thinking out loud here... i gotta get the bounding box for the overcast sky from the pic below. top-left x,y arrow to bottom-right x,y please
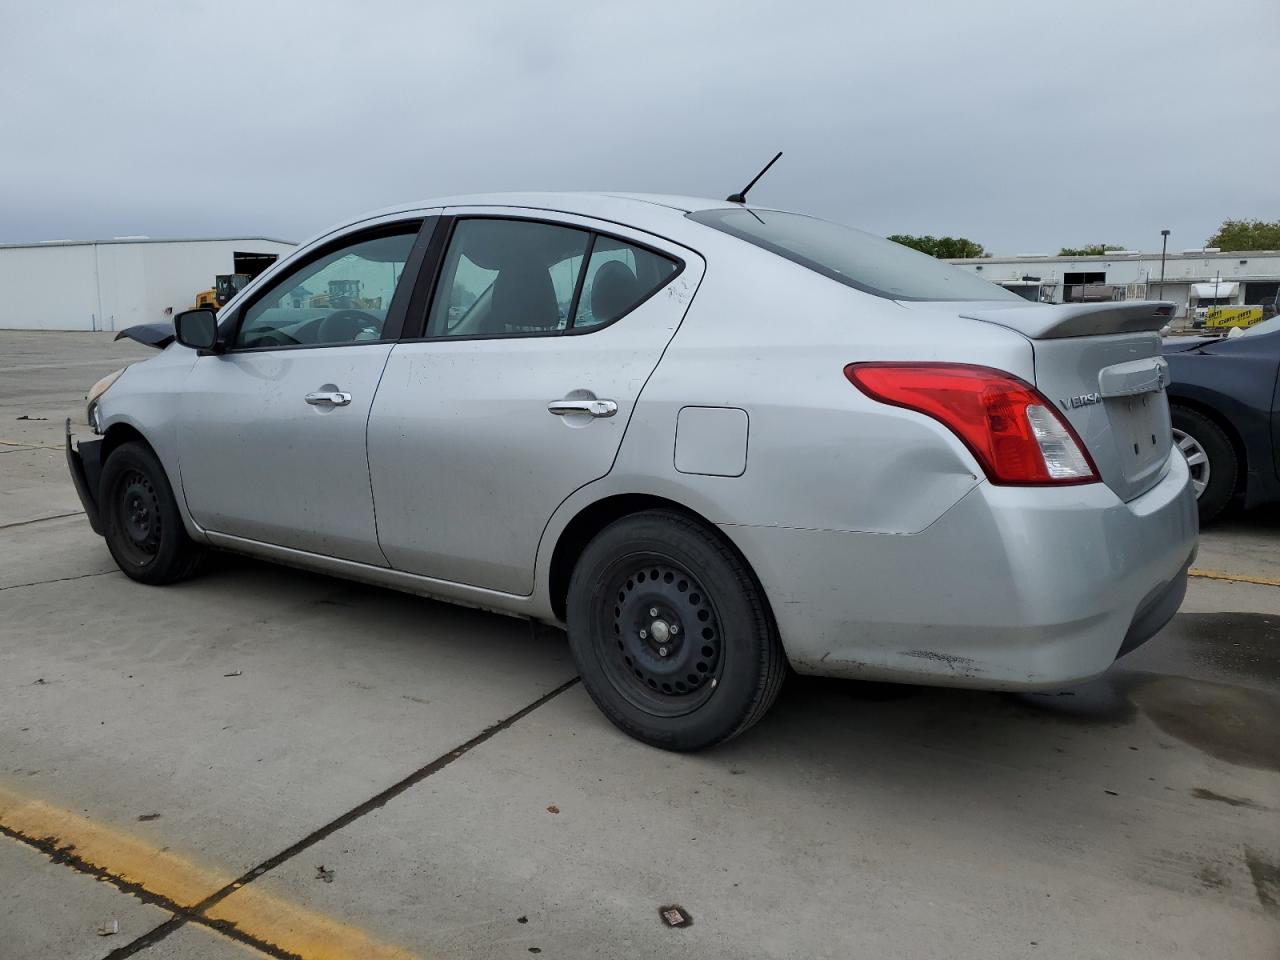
3,0 -> 1277,254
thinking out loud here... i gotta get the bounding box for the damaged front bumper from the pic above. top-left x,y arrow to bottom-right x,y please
65,417 -> 104,535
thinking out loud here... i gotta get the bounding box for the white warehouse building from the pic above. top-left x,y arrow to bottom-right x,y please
0,236 -> 296,331
948,247 -> 1280,326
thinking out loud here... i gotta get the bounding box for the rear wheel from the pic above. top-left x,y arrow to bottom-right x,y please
1170,405 -> 1236,524
566,510 -> 785,751
100,441 -> 204,584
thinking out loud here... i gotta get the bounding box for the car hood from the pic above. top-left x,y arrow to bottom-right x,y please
114,322 -> 175,349
1160,336 -> 1218,355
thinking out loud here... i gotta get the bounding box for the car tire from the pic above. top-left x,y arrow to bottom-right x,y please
100,440 -> 204,584
1170,406 -> 1236,525
566,510 -> 786,751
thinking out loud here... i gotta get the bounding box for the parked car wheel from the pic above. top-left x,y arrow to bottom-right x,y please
1170,406 -> 1237,524
100,441 -> 204,584
566,510 -> 786,751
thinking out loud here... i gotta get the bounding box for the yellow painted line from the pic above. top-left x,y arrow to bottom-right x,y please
0,786 -> 229,906
1189,568 -> 1280,588
0,783 -> 420,960
181,923 -> 275,957
207,888 -> 419,960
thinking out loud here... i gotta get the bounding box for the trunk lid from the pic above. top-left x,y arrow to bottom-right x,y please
961,301 -> 1176,502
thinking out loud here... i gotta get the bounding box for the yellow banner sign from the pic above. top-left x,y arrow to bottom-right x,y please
1204,305 -> 1264,329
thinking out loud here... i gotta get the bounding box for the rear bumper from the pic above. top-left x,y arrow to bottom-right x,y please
65,418 -> 104,535
723,450 -> 1198,689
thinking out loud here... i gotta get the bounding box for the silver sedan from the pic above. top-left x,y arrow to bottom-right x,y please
68,193 -> 1198,750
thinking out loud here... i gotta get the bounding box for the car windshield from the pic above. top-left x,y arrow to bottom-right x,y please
687,208 -> 1020,302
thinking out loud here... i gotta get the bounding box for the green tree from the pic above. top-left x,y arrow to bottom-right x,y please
887,234 -> 986,259
1206,219 -> 1280,251
1058,244 -> 1125,257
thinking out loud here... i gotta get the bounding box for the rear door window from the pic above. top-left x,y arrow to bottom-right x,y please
426,218 -> 682,338
427,219 -> 590,338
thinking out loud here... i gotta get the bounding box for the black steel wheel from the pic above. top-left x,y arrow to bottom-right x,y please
100,440 -> 204,585
567,510 -> 786,751
603,559 -> 724,716
111,468 -> 164,566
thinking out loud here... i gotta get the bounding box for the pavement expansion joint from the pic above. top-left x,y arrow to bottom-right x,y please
0,570 -> 120,591
0,676 -> 581,960
0,510 -> 85,531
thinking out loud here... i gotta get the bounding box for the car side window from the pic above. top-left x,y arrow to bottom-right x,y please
428,219 -> 591,338
572,236 -> 679,330
235,229 -> 418,350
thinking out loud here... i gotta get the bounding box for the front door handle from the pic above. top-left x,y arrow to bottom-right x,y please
305,391 -> 352,406
547,398 -> 618,418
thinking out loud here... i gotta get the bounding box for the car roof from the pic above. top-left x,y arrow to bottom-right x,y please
377,191 -> 729,217
313,193 -> 739,248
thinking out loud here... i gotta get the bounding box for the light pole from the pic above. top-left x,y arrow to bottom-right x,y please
1158,229 -> 1170,301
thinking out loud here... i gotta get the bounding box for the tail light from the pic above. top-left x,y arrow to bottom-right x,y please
844,363 -> 1099,486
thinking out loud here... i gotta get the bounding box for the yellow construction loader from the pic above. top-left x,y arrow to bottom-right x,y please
308,279 -> 382,311
193,274 -> 250,311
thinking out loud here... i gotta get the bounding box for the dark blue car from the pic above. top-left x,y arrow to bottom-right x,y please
1162,316 -> 1280,522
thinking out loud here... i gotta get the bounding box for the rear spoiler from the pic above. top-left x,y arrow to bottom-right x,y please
960,301 -> 1176,340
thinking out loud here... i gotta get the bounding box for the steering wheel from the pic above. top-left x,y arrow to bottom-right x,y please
318,309 -> 380,343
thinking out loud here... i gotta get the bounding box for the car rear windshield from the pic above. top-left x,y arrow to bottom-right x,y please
687,208 -> 1020,302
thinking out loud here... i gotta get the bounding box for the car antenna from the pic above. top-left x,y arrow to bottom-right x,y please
726,151 -> 782,204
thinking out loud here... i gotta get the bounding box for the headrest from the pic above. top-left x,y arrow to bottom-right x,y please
590,260 -> 641,324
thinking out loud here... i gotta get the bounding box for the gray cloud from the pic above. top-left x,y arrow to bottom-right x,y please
3,0 -> 1277,253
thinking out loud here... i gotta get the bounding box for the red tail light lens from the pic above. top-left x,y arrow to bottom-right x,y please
844,362 -> 1099,486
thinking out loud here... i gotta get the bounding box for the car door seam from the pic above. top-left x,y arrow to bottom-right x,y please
365,343 -> 399,567
527,256 -> 709,597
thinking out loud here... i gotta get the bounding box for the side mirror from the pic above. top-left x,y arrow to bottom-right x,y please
174,309 -> 221,352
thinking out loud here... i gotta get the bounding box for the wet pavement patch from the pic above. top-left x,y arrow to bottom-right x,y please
1191,787 -> 1268,811
1011,669 -> 1280,771
1245,847 -> 1280,913
1162,612 -> 1280,682
1131,676 -> 1280,772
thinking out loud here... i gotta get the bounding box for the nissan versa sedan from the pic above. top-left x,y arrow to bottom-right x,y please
67,193 -> 1198,750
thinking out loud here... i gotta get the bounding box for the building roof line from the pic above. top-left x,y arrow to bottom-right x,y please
0,236 -> 297,250
950,249 -> 1280,264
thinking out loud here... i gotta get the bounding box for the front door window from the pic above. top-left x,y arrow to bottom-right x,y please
236,230 -> 419,349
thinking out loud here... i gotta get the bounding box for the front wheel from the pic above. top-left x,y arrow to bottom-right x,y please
566,510 -> 786,751
100,441 -> 205,584
1170,406 -> 1237,525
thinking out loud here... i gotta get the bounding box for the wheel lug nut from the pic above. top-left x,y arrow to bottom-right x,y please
649,607 -> 658,617
639,629 -> 647,639
658,646 -> 668,657
670,625 -> 679,635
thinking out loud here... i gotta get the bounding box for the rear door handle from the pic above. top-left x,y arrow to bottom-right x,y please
305,391 -> 352,406
547,398 -> 617,418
